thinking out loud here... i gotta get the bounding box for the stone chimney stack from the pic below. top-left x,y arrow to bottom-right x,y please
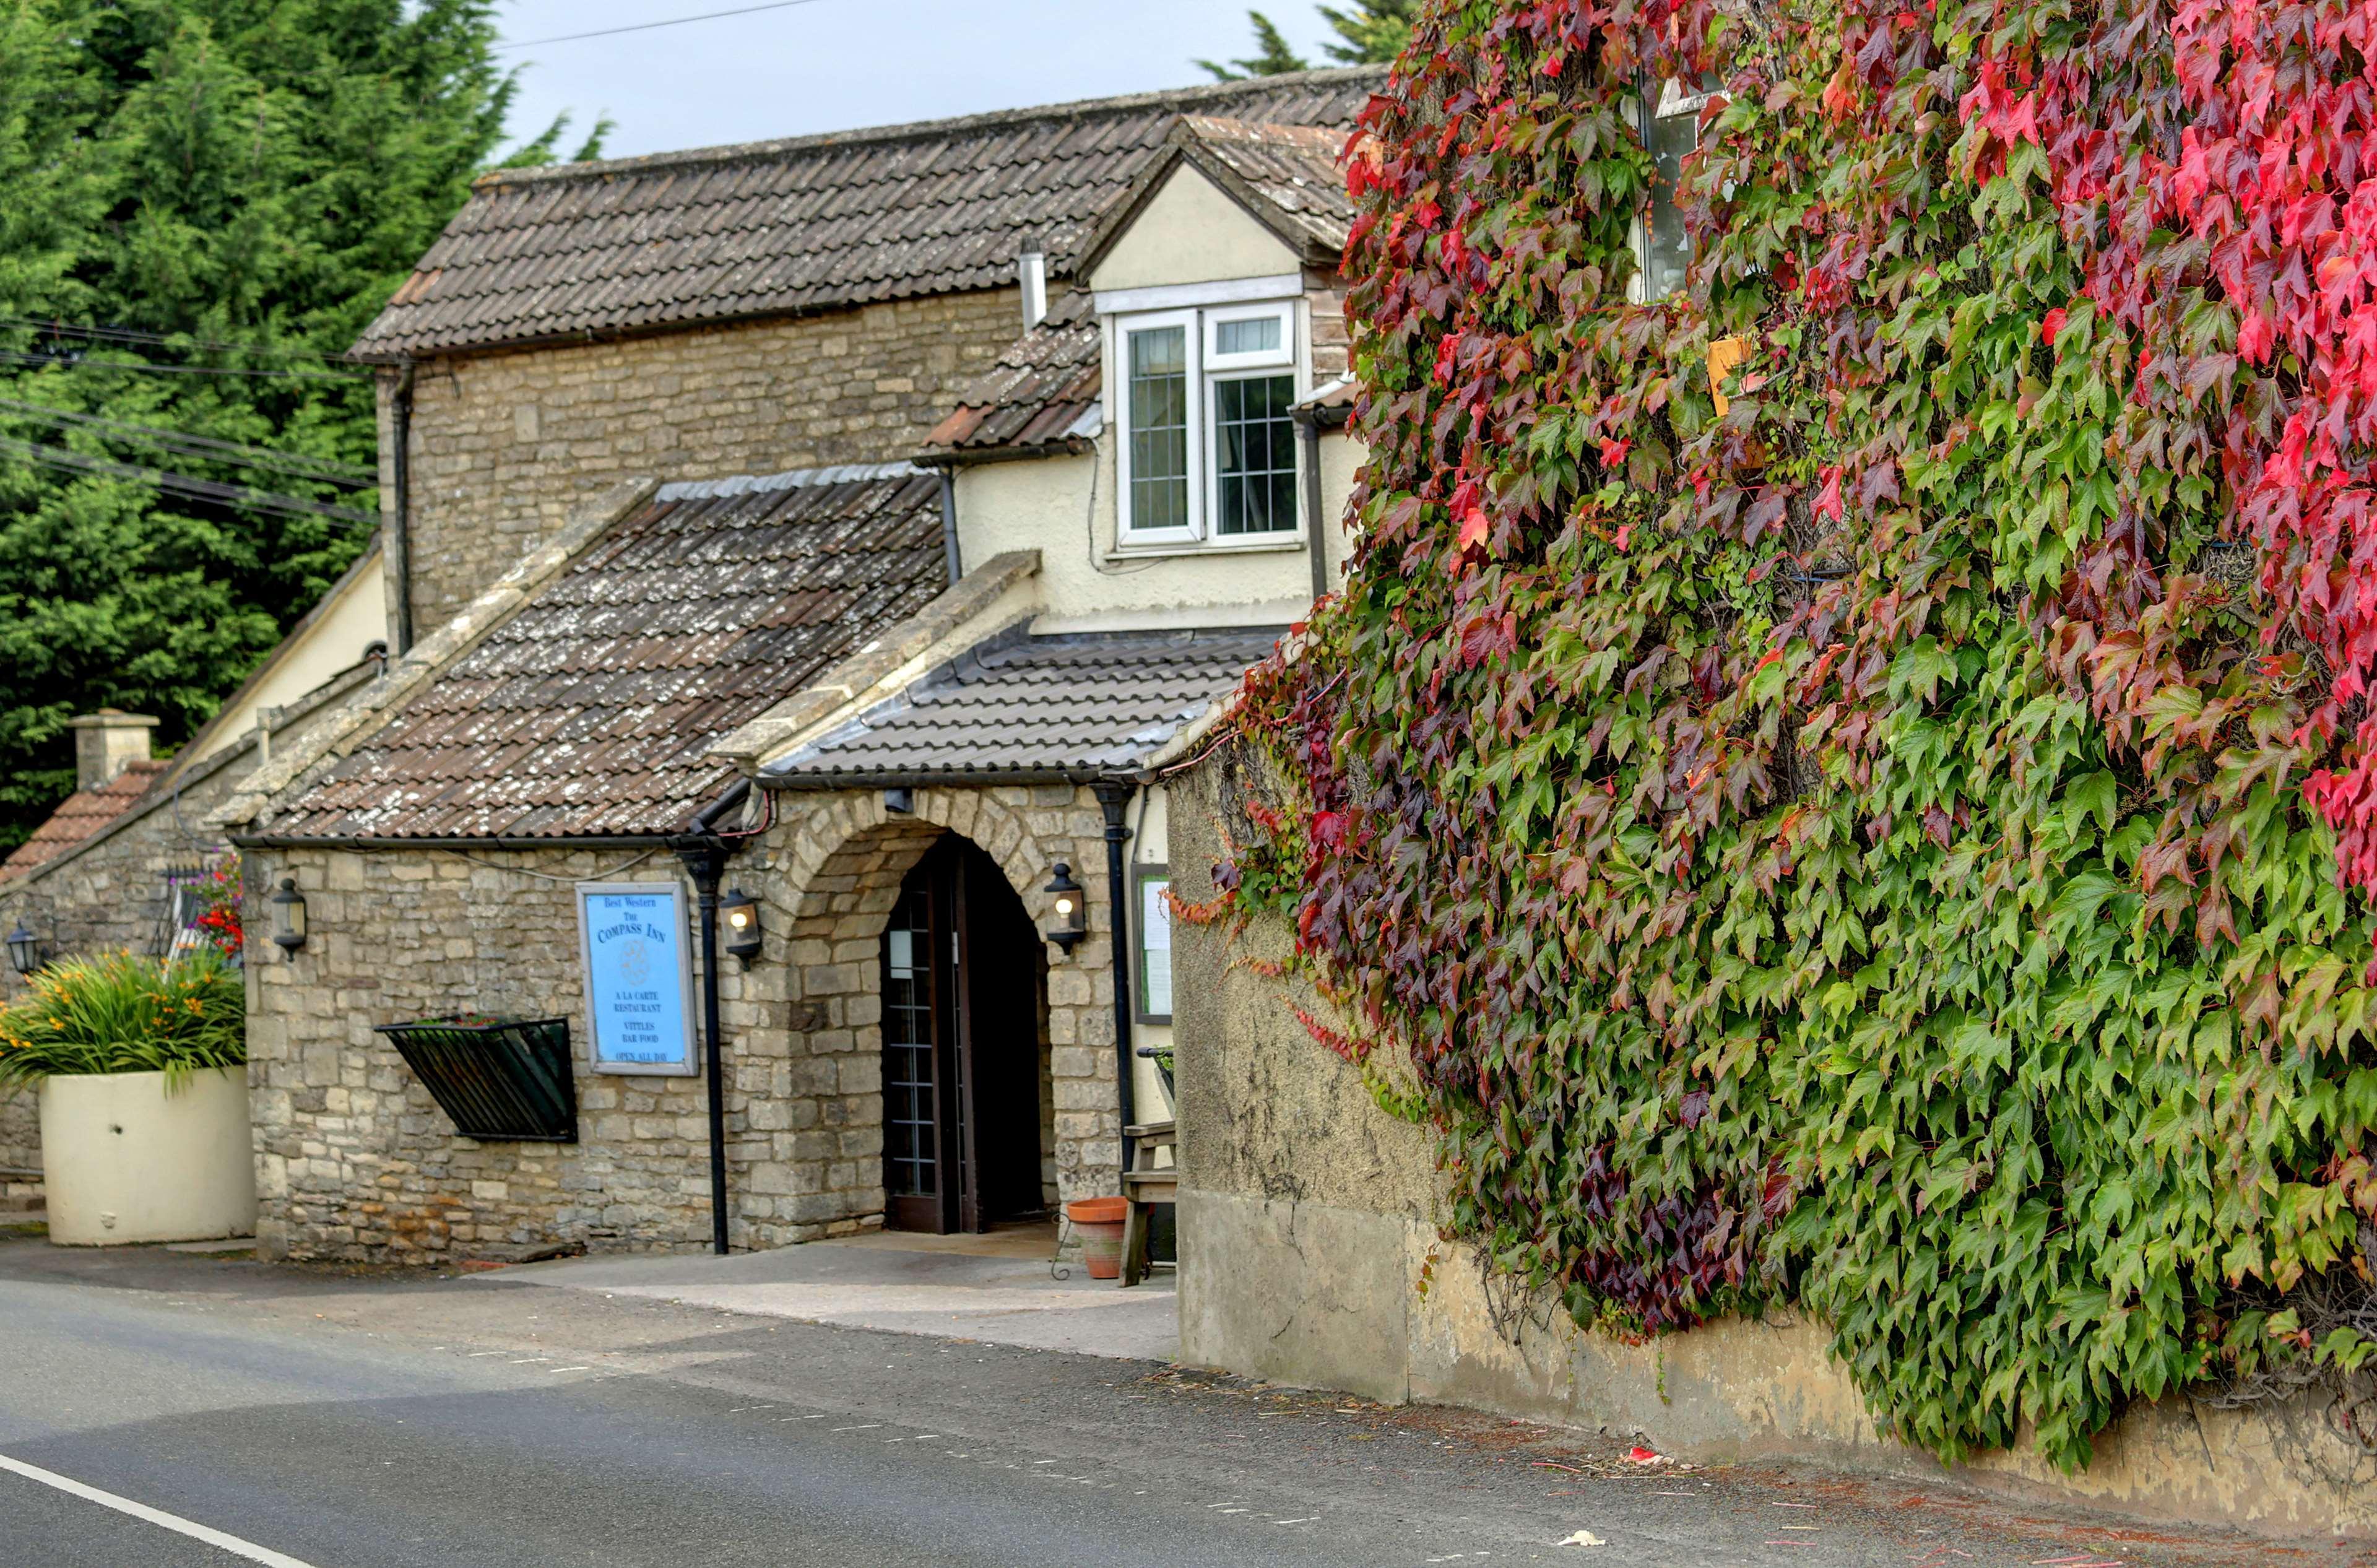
66,709 -> 158,792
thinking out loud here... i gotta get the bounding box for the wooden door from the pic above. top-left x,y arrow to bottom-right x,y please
880,839 -> 1044,1234
880,866 -> 954,1233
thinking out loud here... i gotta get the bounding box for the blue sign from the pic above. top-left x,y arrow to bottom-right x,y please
575,883 -> 696,1075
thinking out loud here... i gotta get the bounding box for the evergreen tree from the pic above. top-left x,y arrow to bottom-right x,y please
1195,12 -> 1310,80
1197,0 -> 1413,80
1315,0 -> 1413,64
0,1 -> 594,849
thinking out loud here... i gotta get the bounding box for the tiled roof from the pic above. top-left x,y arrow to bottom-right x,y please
925,115 -> 1362,463
921,291 -> 1102,459
266,466 -> 948,840
355,69 -> 1382,358
1,760 -> 168,880
764,628 -> 1284,785
1174,115 -> 1360,255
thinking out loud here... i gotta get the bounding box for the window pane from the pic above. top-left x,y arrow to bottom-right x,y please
1643,110 -> 1697,300
1212,374 -> 1297,535
1127,326 -> 1189,532
1215,315 -> 1281,356
1140,878 -> 1172,1016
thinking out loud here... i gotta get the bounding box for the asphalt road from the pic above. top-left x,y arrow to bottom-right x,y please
0,1236 -> 2360,1568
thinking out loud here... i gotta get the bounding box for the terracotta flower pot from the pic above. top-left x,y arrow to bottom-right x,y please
1065,1195 -> 1129,1280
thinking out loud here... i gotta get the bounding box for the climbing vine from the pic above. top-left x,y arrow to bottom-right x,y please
1209,0 -> 2377,1469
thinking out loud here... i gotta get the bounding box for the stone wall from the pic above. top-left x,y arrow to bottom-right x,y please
743,784 -> 1125,1231
0,1089 -> 34,1174
0,677 -> 363,1171
389,288 -> 1024,636
1168,745 -> 2377,1540
245,843 -> 730,1262
247,781 -> 1127,1262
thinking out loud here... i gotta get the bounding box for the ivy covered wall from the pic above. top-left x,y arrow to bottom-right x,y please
1213,0 -> 2377,1470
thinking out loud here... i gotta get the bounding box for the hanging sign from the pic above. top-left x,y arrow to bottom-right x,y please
574,881 -> 698,1076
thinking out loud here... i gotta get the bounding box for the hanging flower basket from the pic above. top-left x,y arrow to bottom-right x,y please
375,1015 -> 577,1142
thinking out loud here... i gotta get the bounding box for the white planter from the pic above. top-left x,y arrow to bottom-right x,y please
37,1067 -> 256,1245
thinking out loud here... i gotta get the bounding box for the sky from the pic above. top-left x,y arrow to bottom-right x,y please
493,0 -> 1351,162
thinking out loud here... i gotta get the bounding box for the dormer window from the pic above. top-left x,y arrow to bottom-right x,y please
1117,299 -> 1301,546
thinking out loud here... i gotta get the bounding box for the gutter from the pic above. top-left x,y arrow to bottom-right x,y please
228,832 -> 678,852
915,437 -> 1095,470
756,765 -> 1133,792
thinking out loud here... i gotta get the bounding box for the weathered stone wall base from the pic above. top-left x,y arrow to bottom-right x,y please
1180,1187 -> 2376,1538
0,1088 -> 36,1173
1169,749 -> 2376,1541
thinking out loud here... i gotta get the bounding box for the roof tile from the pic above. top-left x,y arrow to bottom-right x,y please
766,628 -> 1282,784
354,69 -> 1379,357
266,467 -> 947,841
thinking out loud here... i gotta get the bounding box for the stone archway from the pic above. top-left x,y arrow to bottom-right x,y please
751,787 -> 1107,1237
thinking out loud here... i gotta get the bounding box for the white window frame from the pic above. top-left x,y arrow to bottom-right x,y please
1116,308 -> 1203,546
1114,298 -> 1305,549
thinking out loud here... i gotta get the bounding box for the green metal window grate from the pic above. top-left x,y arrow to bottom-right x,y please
374,1015 -> 579,1142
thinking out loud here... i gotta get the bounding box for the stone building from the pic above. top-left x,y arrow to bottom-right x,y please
227,72 -> 1379,1262
0,543 -> 388,1171
358,70 -> 1380,648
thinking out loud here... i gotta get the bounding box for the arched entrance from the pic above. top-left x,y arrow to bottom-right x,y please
880,835 -> 1050,1232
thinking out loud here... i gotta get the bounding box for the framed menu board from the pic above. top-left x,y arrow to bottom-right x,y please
574,881 -> 697,1075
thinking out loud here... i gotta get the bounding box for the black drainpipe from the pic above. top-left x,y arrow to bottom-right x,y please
675,779 -> 751,1255
936,465 -> 962,586
1297,409 -> 1328,605
388,358 -> 418,654
1091,779 -> 1137,1175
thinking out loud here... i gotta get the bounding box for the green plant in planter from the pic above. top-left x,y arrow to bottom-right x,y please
0,948 -> 245,1093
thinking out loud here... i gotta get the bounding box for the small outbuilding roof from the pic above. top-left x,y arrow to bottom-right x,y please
354,69 -> 1380,358
763,626 -> 1283,787
0,759 -> 170,881
264,465 -> 949,841
920,292 -> 1102,461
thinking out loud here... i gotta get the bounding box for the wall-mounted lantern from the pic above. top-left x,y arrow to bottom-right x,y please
269,878 -> 308,956
5,922 -> 45,977
722,887 -> 763,968
1043,863 -> 1086,956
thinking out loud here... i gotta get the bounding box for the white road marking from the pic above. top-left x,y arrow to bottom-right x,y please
0,1451 -> 323,1568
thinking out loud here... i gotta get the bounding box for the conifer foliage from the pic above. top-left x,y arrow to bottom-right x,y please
0,1 -> 577,847
1215,0 -> 2377,1468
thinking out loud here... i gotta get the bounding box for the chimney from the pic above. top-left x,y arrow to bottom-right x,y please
1018,240 -> 1047,332
66,709 -> 158,792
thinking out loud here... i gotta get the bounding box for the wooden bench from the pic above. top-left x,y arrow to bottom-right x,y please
1119,1120 -> 1176,1288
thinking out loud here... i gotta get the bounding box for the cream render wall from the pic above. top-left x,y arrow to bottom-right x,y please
952,430 -> 1364,635
196,547 -> 388,768
1086,167 -> 1302,293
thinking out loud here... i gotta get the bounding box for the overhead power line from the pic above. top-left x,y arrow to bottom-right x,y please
0,318 -> 368,371
0,398 -> 375,488
0,349 -> 368,383
498,0 -> 831,50
0,436 -> 378,527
